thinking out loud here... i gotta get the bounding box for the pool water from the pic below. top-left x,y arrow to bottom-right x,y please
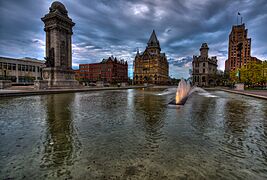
0,88 -> 266,179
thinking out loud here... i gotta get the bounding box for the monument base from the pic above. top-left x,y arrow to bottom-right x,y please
235,83 -> 244,91
34,67 -> 80,89
0,80 -> 12,89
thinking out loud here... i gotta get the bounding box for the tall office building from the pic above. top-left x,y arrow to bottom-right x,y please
225,23 -> 261,72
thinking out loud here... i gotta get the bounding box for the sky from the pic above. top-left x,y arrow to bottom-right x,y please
0,0 -> 266,79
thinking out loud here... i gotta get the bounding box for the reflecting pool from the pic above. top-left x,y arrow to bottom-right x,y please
0,88 -> 267,179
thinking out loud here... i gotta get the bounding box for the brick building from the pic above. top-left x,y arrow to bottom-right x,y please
133,30 -> 169,85
77,56 -> 128,84
192,43 -> 218,86
225,23 -> 261,72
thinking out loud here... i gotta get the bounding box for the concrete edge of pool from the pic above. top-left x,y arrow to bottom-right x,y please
205,88 -> 267,100
0,86 -> 266,100
0,85 -> 149,98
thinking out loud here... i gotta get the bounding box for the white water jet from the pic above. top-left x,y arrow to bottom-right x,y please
189,87 -> 217,97
189,87 -> 207,94
169,80 -> 216,105
157,87 -> 177,96
174,79 -> 191,105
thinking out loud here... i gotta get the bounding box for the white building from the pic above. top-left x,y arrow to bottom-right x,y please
0,57 -> 45,84
192,43 -> 218,86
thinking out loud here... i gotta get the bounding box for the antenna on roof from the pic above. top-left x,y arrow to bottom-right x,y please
237,12 -> 243,25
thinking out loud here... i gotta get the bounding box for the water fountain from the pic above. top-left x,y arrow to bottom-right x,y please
169,79 -> 192,105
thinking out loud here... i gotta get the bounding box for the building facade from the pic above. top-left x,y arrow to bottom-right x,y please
192,43 -> 218,86
225,23 -> 261,72
0,57 -> 45,84
78,56 -> 128,83
133,30 -> 169,85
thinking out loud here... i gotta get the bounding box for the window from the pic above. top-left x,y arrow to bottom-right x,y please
203,69 -> 205,73
32,66 -> 35,72
25,65 -> 28,71
8,63 -> 11,70
203,63 -> 205,67
22,65 -> 25,71
0,62 -> 2,69
12,64 -> 16,70
18,64 -> 21,71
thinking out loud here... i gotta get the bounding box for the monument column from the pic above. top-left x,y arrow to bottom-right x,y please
68,34 -> 72,69
35,1 -> 79,89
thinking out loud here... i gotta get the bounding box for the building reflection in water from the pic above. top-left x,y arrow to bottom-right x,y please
187,94 -> 216,135
134,89 -> 166,157
224,100 -> 248,135
41,94 -> 79,179
220,97 -> 250,160
262,108 -> 267,162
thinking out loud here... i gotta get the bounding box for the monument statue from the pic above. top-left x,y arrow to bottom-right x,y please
44,48 -> 55,67
35,1 -> 79,89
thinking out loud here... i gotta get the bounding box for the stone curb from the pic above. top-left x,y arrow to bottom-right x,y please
218,88 -> 267,100
0,86 -> 148,98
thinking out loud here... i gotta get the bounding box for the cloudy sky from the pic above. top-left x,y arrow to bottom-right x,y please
0,0 -> 266,78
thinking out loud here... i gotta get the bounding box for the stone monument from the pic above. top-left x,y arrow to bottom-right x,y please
35,1 -> 79,89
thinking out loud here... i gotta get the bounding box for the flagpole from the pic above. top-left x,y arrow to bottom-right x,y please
237,12 -> 241,25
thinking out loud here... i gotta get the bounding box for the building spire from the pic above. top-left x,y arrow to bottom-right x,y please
136,48 -> 140,56
147,30 -> 160,48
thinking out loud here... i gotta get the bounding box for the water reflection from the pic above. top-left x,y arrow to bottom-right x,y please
224,100 -> 248,134
41,94 -> 79,179
219,99 -> 249,162
187,93 -> 216,133
135,89 -> 166,158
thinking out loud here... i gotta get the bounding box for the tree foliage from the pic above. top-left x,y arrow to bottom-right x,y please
230,61 -> 267,87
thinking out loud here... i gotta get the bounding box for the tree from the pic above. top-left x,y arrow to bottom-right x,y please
230,61 -> 267,88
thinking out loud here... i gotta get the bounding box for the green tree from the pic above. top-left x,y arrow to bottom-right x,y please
237,61 -> 267,88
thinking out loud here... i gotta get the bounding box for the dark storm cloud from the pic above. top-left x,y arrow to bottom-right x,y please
0,0 -> 266,78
